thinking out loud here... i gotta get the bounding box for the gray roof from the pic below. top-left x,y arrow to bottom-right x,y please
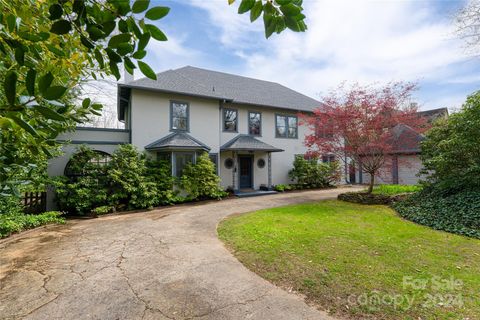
145,132 -> 210,151
417,107 -> 448,123
221,135 -> 283,152
389,124 -> 425,153
122,66 -> 321,112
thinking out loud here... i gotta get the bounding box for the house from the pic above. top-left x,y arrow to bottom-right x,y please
356,107 -> 448,185
45,66 -> 447,210
46,66 -> 323,208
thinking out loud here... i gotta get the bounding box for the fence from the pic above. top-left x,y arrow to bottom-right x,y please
21,192 -> 47,214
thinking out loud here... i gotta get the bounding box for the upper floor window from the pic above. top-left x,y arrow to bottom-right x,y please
223,108 -> 238,132
248,111 -> 261,136
276,114 -> 298,138
170,101 -> 189,131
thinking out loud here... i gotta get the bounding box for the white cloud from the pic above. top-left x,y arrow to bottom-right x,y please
189,0 -> 476,108
136,33 -> 204,79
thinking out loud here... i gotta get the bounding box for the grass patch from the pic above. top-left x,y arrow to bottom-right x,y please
370,184 -> 422,195
218,200 -> 480,320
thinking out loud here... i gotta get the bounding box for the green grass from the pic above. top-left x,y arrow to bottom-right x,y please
370,184 -> 422,195
218,200 -> 480,320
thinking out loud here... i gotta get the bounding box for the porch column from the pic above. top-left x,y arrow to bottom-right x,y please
268,152 -> 272,189
232,151 -> 237,191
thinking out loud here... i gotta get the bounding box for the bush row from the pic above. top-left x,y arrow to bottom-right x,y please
0,195 -> 64,238
337,192 -> 403,205
53,145 -> 226,215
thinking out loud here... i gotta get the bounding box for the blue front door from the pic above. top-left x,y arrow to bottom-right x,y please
239,155 -> 253,189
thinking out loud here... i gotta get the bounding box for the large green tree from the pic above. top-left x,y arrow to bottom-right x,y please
421,91 -> 480,191
0,0 -> 307,195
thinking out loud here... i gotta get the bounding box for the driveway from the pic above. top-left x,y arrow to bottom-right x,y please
0,187 -> 360,320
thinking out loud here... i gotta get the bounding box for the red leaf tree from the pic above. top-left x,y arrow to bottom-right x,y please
301,82 -> 429,193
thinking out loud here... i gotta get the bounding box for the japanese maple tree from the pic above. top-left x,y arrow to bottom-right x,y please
302,82 -> 429,193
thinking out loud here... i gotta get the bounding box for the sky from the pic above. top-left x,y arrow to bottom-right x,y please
127,0 -> 480,113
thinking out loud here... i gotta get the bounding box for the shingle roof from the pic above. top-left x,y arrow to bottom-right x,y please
122,66 -> 321,112
417,107 -> 448,123
221,135 -> 283,152
145,132 -> 210,151
389,124 -> 425,153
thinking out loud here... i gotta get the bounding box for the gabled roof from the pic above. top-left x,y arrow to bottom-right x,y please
120,66 -> 321,112
221,135 -> 283,152
417,107 -> 448,123
145,132 -> 210,151
389,124 -> 425,153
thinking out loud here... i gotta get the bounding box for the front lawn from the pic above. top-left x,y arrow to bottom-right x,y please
218,200 -> 480,319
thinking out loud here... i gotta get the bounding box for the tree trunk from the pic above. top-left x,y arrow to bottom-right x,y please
367,173 -> 375,194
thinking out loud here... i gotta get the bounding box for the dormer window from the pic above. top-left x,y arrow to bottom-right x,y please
170,101 -> 189,131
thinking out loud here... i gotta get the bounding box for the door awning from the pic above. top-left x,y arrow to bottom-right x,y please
220,135 -> 283,152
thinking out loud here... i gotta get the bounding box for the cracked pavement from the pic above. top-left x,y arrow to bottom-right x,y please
0,187 -> 360,320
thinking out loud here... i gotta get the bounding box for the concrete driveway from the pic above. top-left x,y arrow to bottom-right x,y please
0,187 -> 360,320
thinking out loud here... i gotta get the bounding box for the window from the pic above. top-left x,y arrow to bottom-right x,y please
170,101 -> 189,131
156,152 -> 171,162
223,108 -> 238,132
174,152 -> 195,177
248,111 -> 261,136
209,153 -> 218,173
322,155 -> 336,163
276,114 -> 298,138
64,150 -> 111,178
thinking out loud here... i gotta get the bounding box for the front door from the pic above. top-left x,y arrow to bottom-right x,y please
239,155 -> 253,189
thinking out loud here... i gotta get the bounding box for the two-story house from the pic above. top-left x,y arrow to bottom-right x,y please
47,66 -> 322,208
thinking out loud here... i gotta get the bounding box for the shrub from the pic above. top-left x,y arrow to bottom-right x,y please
0,211 -> 64,238
92,205 -> 114,215
393,187 -> 480,239
0,194 -> 23,216
371,184 -> 422,195
274,184 -> 292,192
53,145 -> 110,215
180,153 -> 227,200
288,155 -> 340,189
108,145 -> 157,210
337,192 -> 404,205
54,175 -> 109,215
420,92 -> 480,191
146,159 -> 177,205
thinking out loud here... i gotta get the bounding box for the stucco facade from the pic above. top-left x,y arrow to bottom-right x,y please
127,89 -> 311,190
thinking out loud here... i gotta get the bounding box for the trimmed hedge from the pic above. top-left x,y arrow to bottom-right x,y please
393,189 -> 480,239
338,192 -> 408,205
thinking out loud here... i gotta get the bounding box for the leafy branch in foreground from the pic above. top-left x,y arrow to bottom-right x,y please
0,0 -> 168,192
230,0 -> 307,38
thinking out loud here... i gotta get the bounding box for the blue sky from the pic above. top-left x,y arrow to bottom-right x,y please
134,0 -> 480,111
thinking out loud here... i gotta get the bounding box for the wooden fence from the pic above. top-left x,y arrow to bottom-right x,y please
21,192 -> 47,214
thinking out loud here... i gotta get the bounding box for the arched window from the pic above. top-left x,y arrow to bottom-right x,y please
64,150 -> 111,178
